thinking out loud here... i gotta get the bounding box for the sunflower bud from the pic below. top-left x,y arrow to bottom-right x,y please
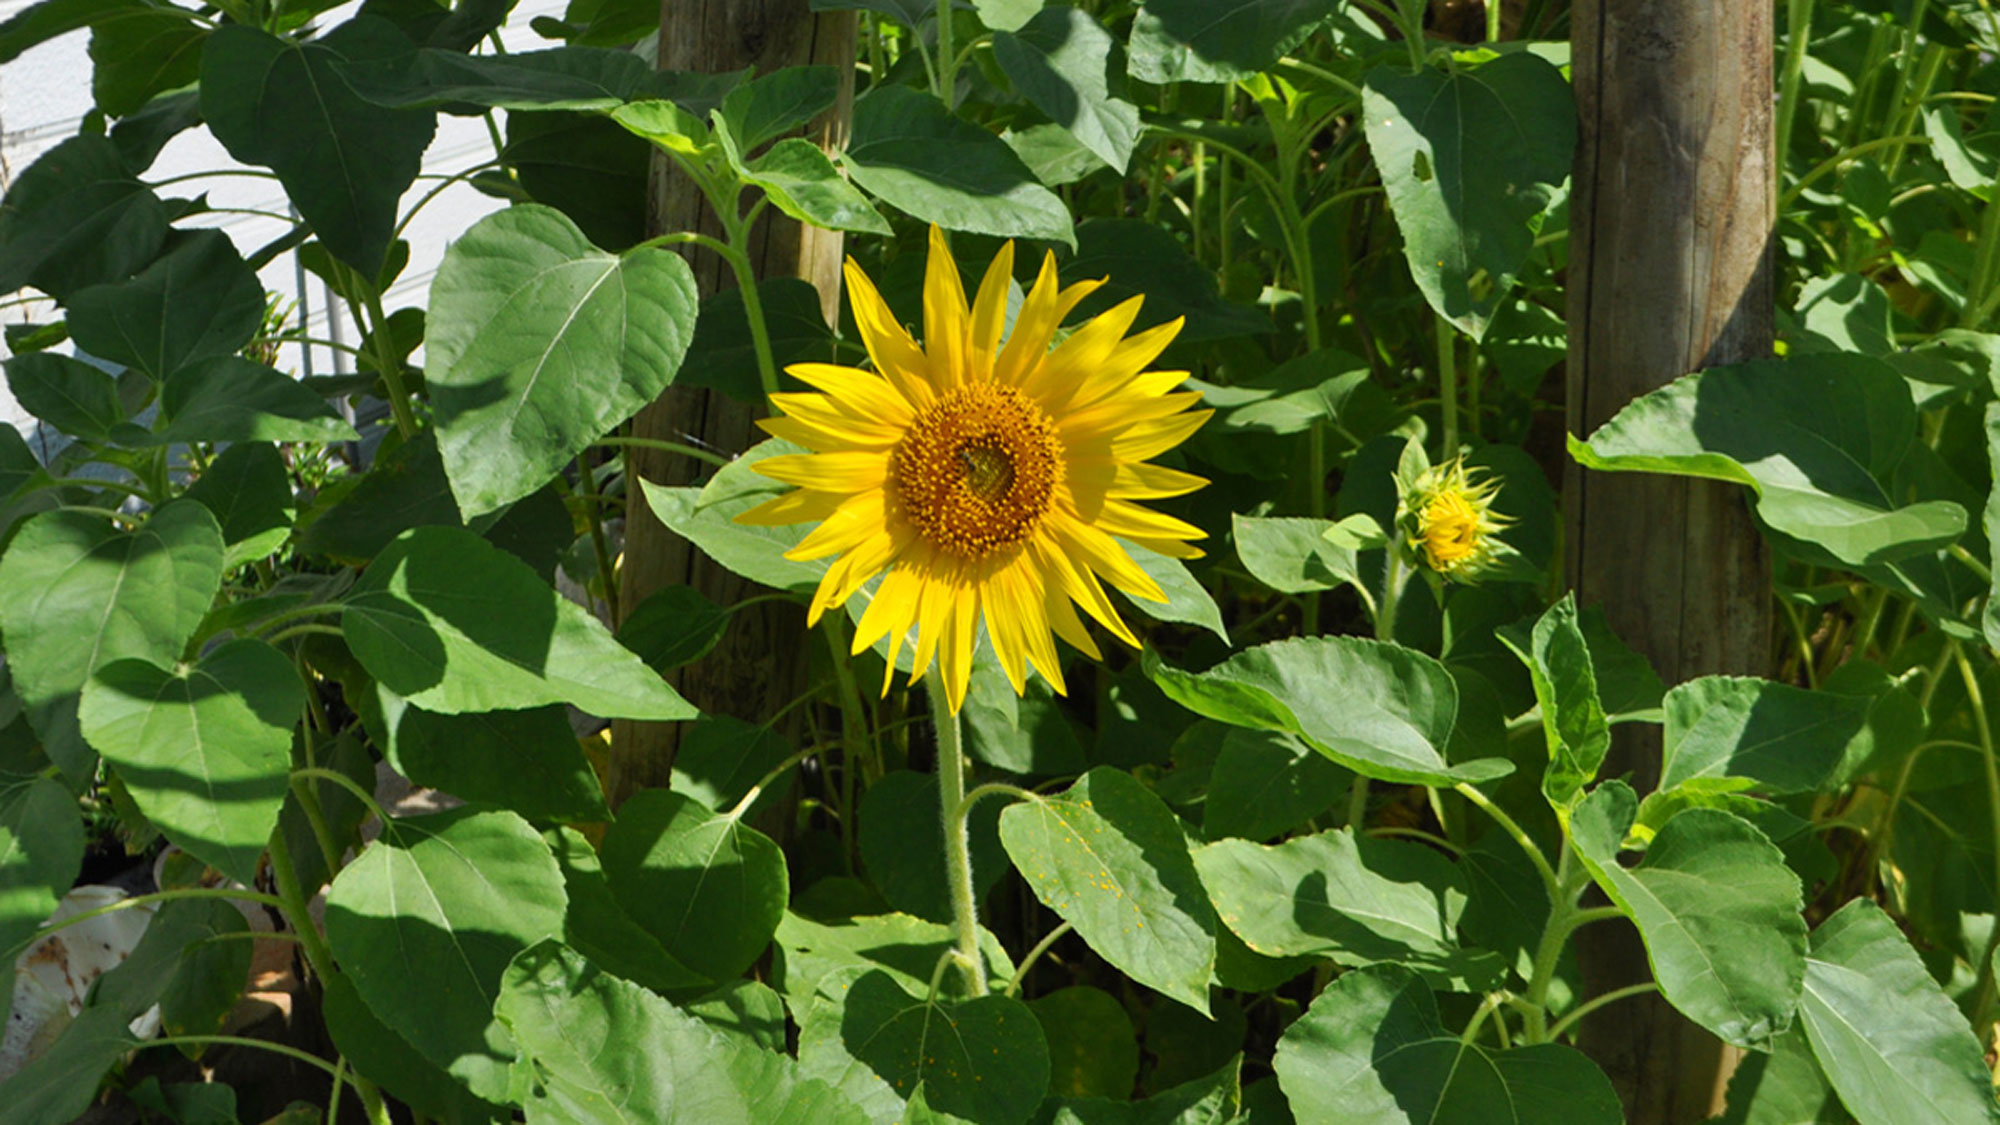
1396,455 -> 1512,582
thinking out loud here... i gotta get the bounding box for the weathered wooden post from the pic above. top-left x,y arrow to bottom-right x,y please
610,0 -> 856,803
1566,3 -> 1775,1119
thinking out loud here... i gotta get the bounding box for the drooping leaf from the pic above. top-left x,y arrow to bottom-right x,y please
1194,829 -> 1503,990
368,688 -> 609,822
0,134 -> 168,299
3,353 -> 123,444
1030,986 -> 1140,1101
0,502 -> 224,782
1657,676 -> 1871,797
1502,595 -> 1608,813
1146,637 -> 1513,787
67,230 -> 263,382
717,64 -> 841,154
0,775 -> 85,955
546,826 -> 709,995
323,973 -> 503,1123
1127,0 -> 1340,84
79,638 -> 301,885
151,356 -> 360,445
797,968 -> 1051,1124
599,788 -> 788,984
424,204 -> 699,518
324,807 -> 567,1103
1797,899 -> 2000,1125
1121,542 -> 1229,644
1272,964 -> 1623,1124
1569,353 -> 1968,567
340,43 -> 668,110
994,7 -> 1141,172
498,940 -> 871,1124
1232,513 -> 1365,596
1570,781 -> 1807,1048
738,139 -> 893,235
341,525 -> 693,720
1362,54 -> 1576,339
997,768 -> 1217,1014
182,441 -> 295,569
1201,726 -> 1349,842
201,18 -> 437,272
844,86 -> 1074,246
88,1 -> 206,117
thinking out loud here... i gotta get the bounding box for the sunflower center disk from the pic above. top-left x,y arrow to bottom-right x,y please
890,383 -> 1064,559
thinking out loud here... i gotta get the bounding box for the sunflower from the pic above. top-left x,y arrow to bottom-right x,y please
1401,456 -> 1510,581
736,227 -> 1211,713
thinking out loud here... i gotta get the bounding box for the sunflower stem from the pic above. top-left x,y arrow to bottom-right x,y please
932,687 -> 987,994
718,214 -> 784,401
1437,313 -> 1459,456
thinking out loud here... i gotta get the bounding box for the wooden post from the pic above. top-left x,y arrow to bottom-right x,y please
1566,2 -> 1774,1120
609,0 -> 856,804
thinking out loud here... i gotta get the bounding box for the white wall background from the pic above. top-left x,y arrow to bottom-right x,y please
0,0 -> 570,447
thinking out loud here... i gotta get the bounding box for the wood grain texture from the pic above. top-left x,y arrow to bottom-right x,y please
1565,2 -> 1775,1119
609,0 -> 856,805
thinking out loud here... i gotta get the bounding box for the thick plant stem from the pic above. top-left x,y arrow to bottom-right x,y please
1437,313 -> 1459,456
931,689 -> 987,993
359,286 -> 419,441
1955,643 -> 2000,1028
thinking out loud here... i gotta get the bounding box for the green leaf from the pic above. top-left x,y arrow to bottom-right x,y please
0,1006 -> 137,1121
616,584 -> 732,674
0,502 -> 224,782
1201,726 -> 1349,842
1713,1030 -> 1844,1125
719,65 -> 840,153
201,19 -> 436,272
806,0 -> 932,27
1232,513 -> 1364,596
640,440 -> 821,594
1146,637 -> 1513,787
963,667 -> 1087,775
1504,595 -> 1608,813
341,44 -> 666,110
599,787 -> 788,983
67,230 -> 265,382
0,776 -> 84,954
1362,55 -> 1576,339
79,639 -> 300,885
498,940 -> 871,1124
1030,986 -> 1139,1100
994,7 -> 1140,173
798,968 -> 1051,1124
323,973 -> 506,1125
845,86 -> 1074,246
3,353 -> 123,444
157,898 -> 252,1042
1039,1057 -> 1243,1124
1194,828 -> 1503,990
424,203 -> 699,518
1793,899 -> 2000,1124
1570,781 -> 1806,1048
1121,542 -> 1229,644
1657,676 -> 1871,796
1127,0 -> 1339,84
683,978 -> 787,1052
151,356 -> 360,445
1790,273 -> 1895,356
0,0 -> 146,61
0,134 -> 168,299
997,767 -> 1217,1014
772,910 -> 1015,1010
739,139 -> 893,235
669,714 -> 798,816
88,1 -> 206,117
295,430 -> 458,563
369,689 -> 609,822
182,441 -> 295,569
324,807 -> 567,1102
1062,219 -> 1269,341
858,769 -> 1007,923
109,89 -> 203,174
1569,353 -> 1969,567
678,278 -> 836,403
1986,403 -> 2000,652
546,826 -> 709,994
342,525 -> 693,720
504,109 -> 651,251
1272,963 -> 1623,1124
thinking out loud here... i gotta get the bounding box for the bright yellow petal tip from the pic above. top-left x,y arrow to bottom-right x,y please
735,226 -> 1210,713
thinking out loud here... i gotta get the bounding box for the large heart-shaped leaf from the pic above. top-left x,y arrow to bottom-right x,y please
0,134 -> 168,298
1797,899 -> 2000,1125
150,356 -> 359,445
1146,637 -> 1512,786
367,688 -> 609,823
3,353 -> 124,444
994,7 -> 1140,172
1195,829 -> 1503,991
0,775 -> 84,955
1570,353 -> 1968,567
1127,0 -> 1340,85
342,526 -> 692,720
324,807 -> 566,1102
0,502 -> 223,781
1362,54 -> 1576,339
1272,964 -> 1623,1124
1571,781 -> 1807,1048
998,768 -> 1217,1014
844,86 -> 1074,246
67,229 -> 263,381
201,19 -> 436,272
79,638 -> 300,885
498,940 -> 871,1123
424,203 -> 698,518
1658,676 -> 1871,797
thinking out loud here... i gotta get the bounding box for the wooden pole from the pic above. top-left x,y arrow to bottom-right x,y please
1566,3 -> 1774,1120
610,0 -> 856,805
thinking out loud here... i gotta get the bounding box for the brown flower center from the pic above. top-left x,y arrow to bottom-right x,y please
891,383 -> 1063,559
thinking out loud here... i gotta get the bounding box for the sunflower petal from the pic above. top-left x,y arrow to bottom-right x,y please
787,363 -> 915,423
845,258 -> 934,406
755,451 -> 888,491
923,225 -> 970,390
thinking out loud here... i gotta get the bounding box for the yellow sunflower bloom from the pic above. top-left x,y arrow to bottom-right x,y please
1402,456 -> 1510,581
736,227 -> 1211,713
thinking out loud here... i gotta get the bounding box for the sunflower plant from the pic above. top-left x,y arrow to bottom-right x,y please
0,0 -> 1996,1122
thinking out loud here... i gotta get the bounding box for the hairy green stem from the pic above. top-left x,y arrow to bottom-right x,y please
931,690 -> 987,993
1546,982 -> 1659,1042
1006,921 -> 1075,998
